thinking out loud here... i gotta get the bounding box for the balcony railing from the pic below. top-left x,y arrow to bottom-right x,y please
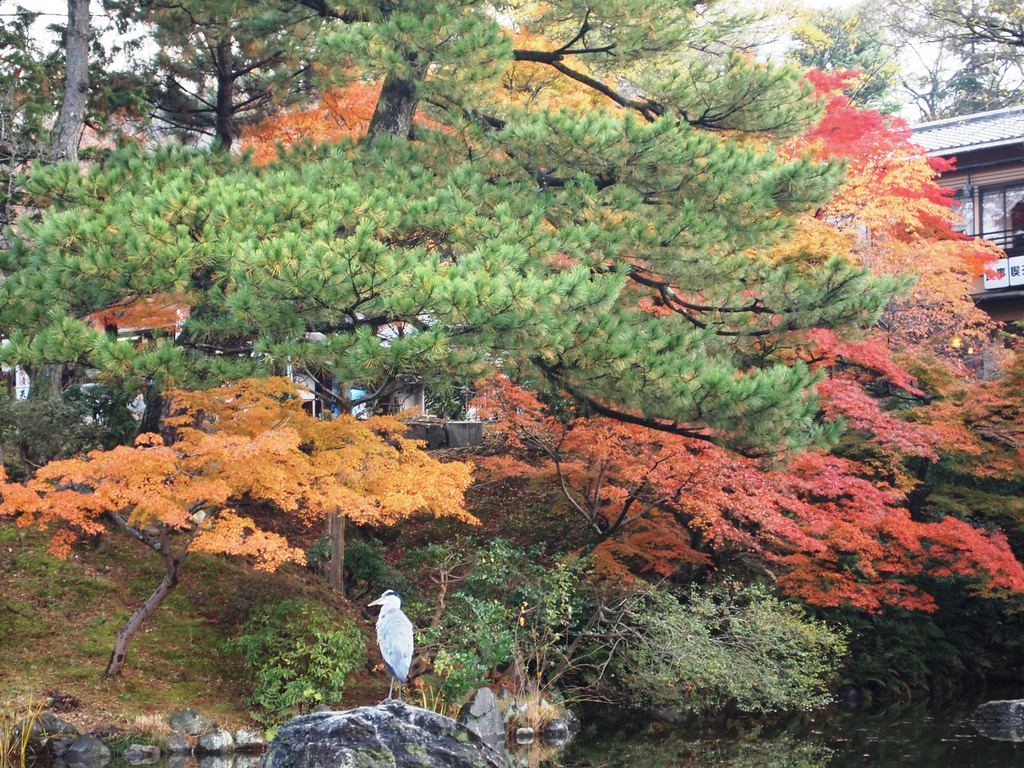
981,227 -> 1024,290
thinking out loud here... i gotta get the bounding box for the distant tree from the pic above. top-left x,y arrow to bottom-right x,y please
787,5 -> 903,114
0,378 -> 475,676
104,0 -> 333,149
884,0 -> 1024,119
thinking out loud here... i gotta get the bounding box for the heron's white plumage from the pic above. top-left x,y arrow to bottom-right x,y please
376,605 -> 413,681
369,590 -> 414,698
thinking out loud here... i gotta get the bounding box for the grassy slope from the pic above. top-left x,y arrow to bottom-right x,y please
0,521 -> 378,731
0,451 -> 575,733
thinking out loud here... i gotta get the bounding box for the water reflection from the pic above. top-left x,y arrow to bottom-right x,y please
27,697 -> 1024,768
557,698 -> 1024,768
47,756 -> 262,768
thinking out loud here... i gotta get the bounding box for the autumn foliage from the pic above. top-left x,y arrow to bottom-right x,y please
473,375 -> 1024,612
0,378 -> 475,674
782,69 -> 995,355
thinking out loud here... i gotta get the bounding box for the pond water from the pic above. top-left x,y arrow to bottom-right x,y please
28,695 -> 1024,768
557,697 -> 1024,768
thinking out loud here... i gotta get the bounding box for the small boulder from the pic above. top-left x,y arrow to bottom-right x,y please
973,699 -> 1024,741
121,744 -> 161,765
261,700 -> 504,768
49,737 -> 76,757
164,733 -> 192,755
195,729 -> 235,755
543,719 -> 569,747
233,729 -> 266,753
168,709 -> 215,736
28,712 -> 78,739
458,687 -> 505,750
514,727 -> 534,745
64,734 -> 111,766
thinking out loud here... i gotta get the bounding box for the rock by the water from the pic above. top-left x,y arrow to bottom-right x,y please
121,744 -> 161,765
543,719 -> 569,747
514,727 -> 534,745
64,734 -> 112,766
973,699 -> 1024,741
458,688 -> 505,750
260,700 -> 504,768
234,755 -> 262,768
233,729 -> 266,753
27,712 -> 78,739
164,733 -> 193,755
196,729 -> 235,755
49,737 -> 76,757
169,709 -> 216,736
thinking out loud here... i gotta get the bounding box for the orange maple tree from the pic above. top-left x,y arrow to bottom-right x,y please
0,378 -> 474,676
782,70 -> 996,356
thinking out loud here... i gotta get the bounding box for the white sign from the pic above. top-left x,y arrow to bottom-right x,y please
1008,255 -> 1024,286
14,366 -> 30,400
984,257 -> 1010,290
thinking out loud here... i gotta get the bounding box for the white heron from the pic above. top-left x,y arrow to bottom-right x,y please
368,589 -> 414,701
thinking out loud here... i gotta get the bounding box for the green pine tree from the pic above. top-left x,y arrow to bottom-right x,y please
0,0 -> 901,455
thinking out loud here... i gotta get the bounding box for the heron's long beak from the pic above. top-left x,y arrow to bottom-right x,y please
368,597 -> 384,607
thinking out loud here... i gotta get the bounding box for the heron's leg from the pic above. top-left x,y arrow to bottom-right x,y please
396,680 -> 403,702
388,677 -> 396,699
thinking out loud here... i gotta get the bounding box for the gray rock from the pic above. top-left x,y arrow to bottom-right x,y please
196,729 -> 235,755
562,708 -> 580,736
27,712 -> 78,739
458,688 -> 505,750
164,733 -> 193,755
500,701 -> 522,724
235,754 -> 262,768
514,727 -> 534,745
49,737 -> 76,757
310,704 -> 332,713
64,734 -> 111,767
260,700 -> 504,768
974,699 -> 1024,741
169,709 -> 216,736
542,719 -> 569,747
121,744 -> 162,765
233,729 -> 266,753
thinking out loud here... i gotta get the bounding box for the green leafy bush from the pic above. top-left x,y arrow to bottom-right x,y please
614,584 -> 846,714
231,599 -> 367,722
417,539 -> 589,704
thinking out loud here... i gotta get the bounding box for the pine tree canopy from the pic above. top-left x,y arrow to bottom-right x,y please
0,0 -> 900,455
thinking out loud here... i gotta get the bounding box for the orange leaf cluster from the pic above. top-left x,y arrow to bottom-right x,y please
783,70 -> 994,354
0,378 -> 476,568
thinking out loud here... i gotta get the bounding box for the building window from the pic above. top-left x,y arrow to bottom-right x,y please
953,187 -> 975,235
981,184 -> 1024,252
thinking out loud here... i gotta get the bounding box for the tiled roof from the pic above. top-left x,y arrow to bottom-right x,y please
911,105 -> 1024,155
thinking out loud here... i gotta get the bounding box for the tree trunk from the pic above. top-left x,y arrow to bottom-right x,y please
50,0 -> 91,163
214,39 -> 235,151
367,71 -> 421,141
137,384 -> 165,438
105,530 -> 188,676
328,511 -> 345,594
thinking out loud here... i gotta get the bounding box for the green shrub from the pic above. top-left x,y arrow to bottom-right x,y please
613,584 -> 846,714
230,599 -> 367,722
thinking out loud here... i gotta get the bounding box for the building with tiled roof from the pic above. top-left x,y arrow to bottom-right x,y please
912,106 -> 1024,322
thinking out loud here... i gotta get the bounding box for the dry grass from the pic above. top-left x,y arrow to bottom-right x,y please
0,698 -> 44,768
